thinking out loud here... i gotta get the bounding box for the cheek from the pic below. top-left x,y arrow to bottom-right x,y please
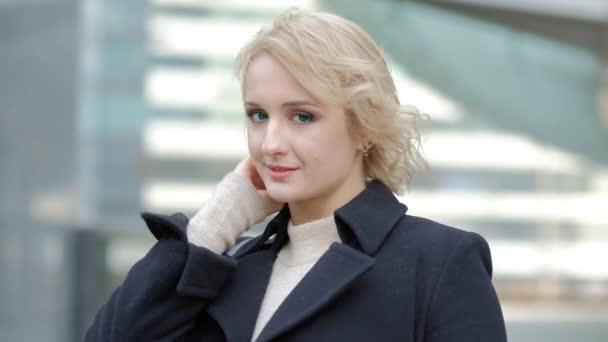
327,122 -> 354,149
299,127 -> 352,164
246,133 -> 265,174
246,127 -> 261,155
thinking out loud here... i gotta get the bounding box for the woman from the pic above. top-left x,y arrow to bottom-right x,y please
85,9 -> 507,342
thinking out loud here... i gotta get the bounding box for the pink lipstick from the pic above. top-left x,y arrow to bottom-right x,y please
268,165 -> 297,180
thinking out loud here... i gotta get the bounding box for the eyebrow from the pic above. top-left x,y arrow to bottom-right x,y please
244,100 -> 318,108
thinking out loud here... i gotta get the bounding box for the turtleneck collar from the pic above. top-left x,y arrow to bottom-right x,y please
276,215 -> 341,266
255,180 -> 408,256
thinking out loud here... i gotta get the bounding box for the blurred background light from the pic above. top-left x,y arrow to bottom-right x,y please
2,0 -> 607,341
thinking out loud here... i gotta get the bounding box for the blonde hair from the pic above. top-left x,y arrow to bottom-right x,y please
235,8 -> 427,195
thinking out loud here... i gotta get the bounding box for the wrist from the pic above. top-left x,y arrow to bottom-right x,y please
186,171 -> 268,252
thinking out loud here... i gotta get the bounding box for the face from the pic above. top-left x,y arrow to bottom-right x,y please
243,53 -> 366,212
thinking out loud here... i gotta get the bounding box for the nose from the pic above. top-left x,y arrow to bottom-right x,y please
261,117 -> 288,156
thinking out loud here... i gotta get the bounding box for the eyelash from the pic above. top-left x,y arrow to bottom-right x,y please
245,111 -> 266,122
246,110 -> 315,124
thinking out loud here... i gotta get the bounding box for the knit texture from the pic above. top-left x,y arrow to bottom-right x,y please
186,172 -> 269,253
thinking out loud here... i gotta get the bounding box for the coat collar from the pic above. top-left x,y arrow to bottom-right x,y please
256,179 -> 408,256
205,180 -> 407,341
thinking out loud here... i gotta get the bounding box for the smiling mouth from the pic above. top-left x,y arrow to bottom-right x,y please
267,166 -> 298,180
268,166 -> 297,171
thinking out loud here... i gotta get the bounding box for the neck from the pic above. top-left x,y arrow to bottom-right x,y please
288,174 -> 366,226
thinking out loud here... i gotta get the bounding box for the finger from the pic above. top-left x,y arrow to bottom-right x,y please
251,171 -> 266,190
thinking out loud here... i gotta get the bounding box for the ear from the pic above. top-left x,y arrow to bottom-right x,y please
349,125 -> 368,149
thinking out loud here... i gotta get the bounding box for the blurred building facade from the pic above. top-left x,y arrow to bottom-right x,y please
1,0 -> 607,341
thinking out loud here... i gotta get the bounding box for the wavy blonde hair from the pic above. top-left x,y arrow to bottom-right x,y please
235,8 -> 427,195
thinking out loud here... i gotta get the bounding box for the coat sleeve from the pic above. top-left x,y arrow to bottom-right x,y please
425,232 -> 507,342
84,212 -> 238,342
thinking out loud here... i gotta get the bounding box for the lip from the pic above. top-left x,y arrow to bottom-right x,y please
267,165 -> 298,180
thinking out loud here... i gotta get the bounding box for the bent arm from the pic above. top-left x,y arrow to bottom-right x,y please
425,232 -> 507,342
85,171 -> 271,341
84,213 -> 237,342
187,172 -> 270,254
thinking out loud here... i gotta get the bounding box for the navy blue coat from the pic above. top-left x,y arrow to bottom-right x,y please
85,180 -> 507,341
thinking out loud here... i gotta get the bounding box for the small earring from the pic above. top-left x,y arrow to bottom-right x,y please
362,142 -> 374,157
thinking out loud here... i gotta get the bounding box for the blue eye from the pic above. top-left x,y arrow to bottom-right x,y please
293,112 -> 313,124
248,111 -> 268,122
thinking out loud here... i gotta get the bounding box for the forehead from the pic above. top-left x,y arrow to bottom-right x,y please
242,53 -> 316,103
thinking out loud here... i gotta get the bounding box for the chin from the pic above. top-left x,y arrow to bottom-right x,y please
265,182 -> 305,204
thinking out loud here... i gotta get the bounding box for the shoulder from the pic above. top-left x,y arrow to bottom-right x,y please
389,214 -> 493,275
398,214 -> 484,244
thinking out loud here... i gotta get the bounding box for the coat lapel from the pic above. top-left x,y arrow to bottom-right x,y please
205,205 -> 291,342
252,181 -> 406,341
206,250 -> 275,342
255,242 -> 375,342
334,180 -> 408,255
206,180 -> 406,341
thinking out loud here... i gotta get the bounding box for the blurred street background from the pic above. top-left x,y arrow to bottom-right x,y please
1,0 -> 607,341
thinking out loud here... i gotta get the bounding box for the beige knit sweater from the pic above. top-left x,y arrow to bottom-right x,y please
186,172 -> 341,341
